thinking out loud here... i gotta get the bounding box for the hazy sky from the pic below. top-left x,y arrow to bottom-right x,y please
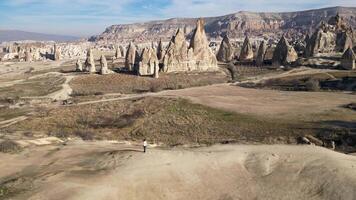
0,0 -> 355,36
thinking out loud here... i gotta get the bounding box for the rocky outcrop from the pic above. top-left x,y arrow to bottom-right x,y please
304,26 -> 336,57
100,55 -> 113,74
239,36 -> 254,61
272,36 -> 298,66
157,39 -> 165,62
119,45 -> 126,58
85,49 -> 96,73
154,64 -> 159,78
115,45 -> 122,58
188,18 -> 218,71
125,42 -> 136,71
217,35 -> 234,62
76,59 -> 83,72
336,30 -> 353,52
162,19 -> 218,72
92,7 -> 356,43
341,47 -> 355,70
256,41 -> 267,66
138,47 -> 159,76
25,49 -> 32,62
305,14 -> 354,57
54,44 -> 60,61
162,29 -> 190,72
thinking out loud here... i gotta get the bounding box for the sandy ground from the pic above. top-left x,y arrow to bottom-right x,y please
1,142 -> 356,200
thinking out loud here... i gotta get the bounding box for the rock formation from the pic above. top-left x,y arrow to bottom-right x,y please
119,46 -> 126,58
217,35 -> 234,62
76,59 -> 83,72
162,19 -> 218,72
336,30 -> 353,53
162,29 -> 190,72
125,42 -> 136,71
188,18 -> 218,71
239,36 -> 254,61
85,49 -> 96,73
154,64 -> 159,78
157,39 -> 165,62
54,44 -> 60,61
100,55 -> 113,75
138,47 -> 159,76
305,26 -> 336,57
272,36 -> 298,66
256,41 -> 267,66
25,49 -> 32,62
115,45 -> 122,58
341,47 -> 355,70
305,14 -> 354,57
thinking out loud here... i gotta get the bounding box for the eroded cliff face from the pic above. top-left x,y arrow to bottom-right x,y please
91,7 -> 356,43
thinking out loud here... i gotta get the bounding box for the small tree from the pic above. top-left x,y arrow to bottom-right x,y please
305,78 -> 320,91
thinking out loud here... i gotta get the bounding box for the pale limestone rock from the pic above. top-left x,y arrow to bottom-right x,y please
154,64 -> 159,78
272,36 -> 298,66
120,45 -> 126,58
188,18 -> 218,71
239,36 -> 254,61
138,47 -> 159,76
85,48 -> 96,73
54,44 -> 60,61
256,41 -> 267,66
336,30 -> 353,53
162,29 -> 190,72
125,42 -> 136,71
157,39 -> 165,62
341,47 -> 355,70
217,35 -> 234,62
25,49 -> 32,62
76,59 -> 83,72
115,45 -> 122,58
100,55 -> 113,74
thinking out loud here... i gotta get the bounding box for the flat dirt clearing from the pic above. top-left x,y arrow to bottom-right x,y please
0,142 -> 355,200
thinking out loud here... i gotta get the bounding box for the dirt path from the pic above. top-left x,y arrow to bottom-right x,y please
1,142 -> 355,200
47,74 -> 75,101
0,116 -> 28,128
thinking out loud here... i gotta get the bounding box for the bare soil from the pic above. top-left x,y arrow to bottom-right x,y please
0,142 -> 356,200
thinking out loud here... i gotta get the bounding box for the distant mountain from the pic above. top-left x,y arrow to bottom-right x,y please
91,6 -> 356,43
0,30 -> 80,42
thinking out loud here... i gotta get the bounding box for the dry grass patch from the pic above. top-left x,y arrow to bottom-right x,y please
5,97 -> 319,146
0,74 -> 66,100
70,71 -> 229,95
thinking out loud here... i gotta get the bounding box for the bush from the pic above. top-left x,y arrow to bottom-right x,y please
227,63 -> 238,81
149,82 -> 162,92
91,110 -> 145,129
305,78 -> 320,91
74,130 -> 94,141
0,140 -> 22,153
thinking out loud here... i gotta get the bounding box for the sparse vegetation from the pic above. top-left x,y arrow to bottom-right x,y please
69,72 -> 229,95
239,69 -> 356,91
305,78 -> 320,91
0,74 -> 66,99
5,97 -> 351,146
0,140 -> 22,153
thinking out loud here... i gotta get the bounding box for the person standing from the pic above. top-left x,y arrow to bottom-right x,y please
143,139 -> 147,153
